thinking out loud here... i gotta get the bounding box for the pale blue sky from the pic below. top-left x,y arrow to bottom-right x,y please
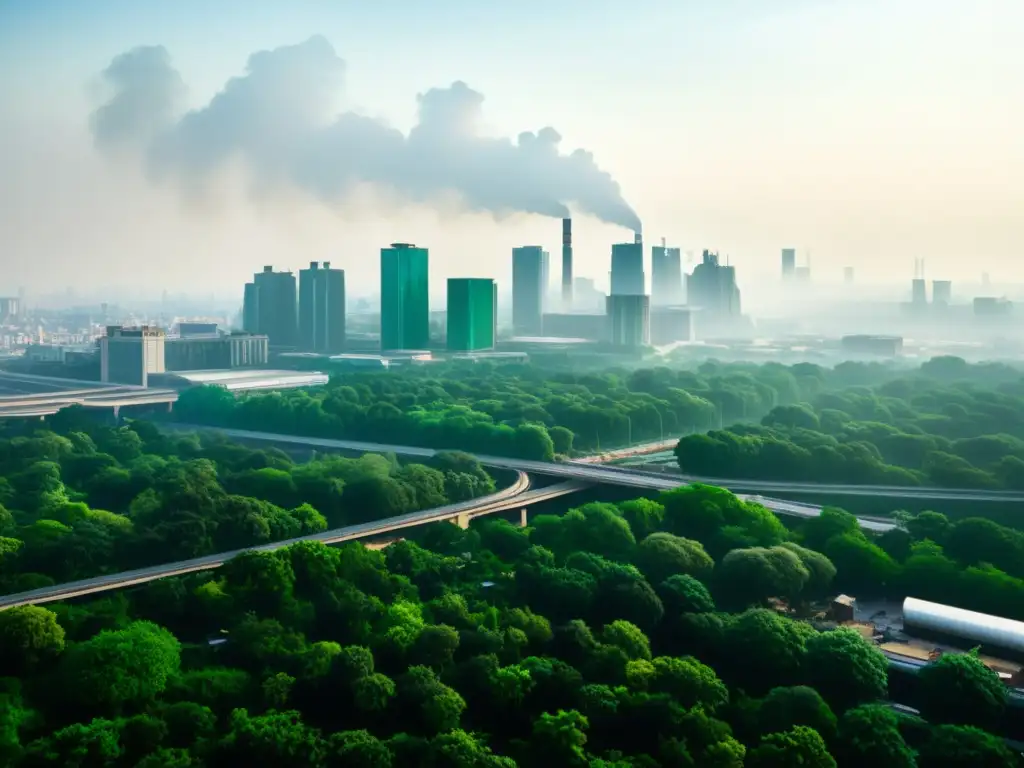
1,0 -> 1020,301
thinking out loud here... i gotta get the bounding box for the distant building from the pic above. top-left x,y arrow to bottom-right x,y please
100,325 -> 166,386
381,243 -> 430,351
841,335 -> 903,357
610,241 -> 644,296
844,267 -> 855,284
512,246 -> 549,336
911,278 -> 927,305
932,280 -> 952,305
650,306 -> 694,345
572,277 -> 605,312
165,333 -> 269,371
0,297 -> 20,321
973,297 -> 1012,317
542,312 -> 608,342
299,261 -> 346,353
447,278 -> 496,351
561,218 -> 574,307
781,248 -> 796,278
651,245 -> 684,305
793,266 -> 811,283
244,267 -> 298,347
687,250 -> 741,319
606,294 -> 650,347
178,322 -> 219,337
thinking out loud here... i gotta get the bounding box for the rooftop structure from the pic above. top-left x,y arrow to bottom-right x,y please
903,596 -> 1024,655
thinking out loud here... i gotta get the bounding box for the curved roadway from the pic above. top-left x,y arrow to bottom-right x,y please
169,424 -> 1024,503
0,471 -> 569,610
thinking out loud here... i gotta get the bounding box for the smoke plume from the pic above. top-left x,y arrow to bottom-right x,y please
90,36 -> 640,230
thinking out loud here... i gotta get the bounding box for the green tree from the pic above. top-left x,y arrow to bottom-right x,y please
0,605 -> 65,675
634,532 -> 714,585
60,621 -> 181,712
834,704 -> 915,768
917,650 -> 1008,728
916,723 -> 1016,768
746,726 -> 836,768
802,628 -> 888,711
757,686 -> 837,743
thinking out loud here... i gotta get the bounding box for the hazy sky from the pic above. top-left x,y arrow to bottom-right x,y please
1,0 -> 1021,303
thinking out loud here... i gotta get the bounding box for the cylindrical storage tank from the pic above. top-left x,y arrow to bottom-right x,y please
903,597 -> 1024,655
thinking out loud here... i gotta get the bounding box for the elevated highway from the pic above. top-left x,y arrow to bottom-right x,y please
0,473 -> 596,610
168,424 -> 1023,505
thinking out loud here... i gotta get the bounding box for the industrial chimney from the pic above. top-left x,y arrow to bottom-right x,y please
561,218 -> 573,308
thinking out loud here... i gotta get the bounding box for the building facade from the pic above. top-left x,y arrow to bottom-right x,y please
781,248 -> 796,278
512,246 -> 549,336
687,251 -> 741,319
165,333 -> 269,371
606,294 -> 651,347
100,325 -> 166,386
651,245 -> 684,305
650,306 -> 694,345
299,261 -> 346,353
932,280 -> 952,305
178,322 -> 219,337
610,241 -> 645,296
380,244 -> 430,351
447,278 -> 496,351
244,267 -> 298,347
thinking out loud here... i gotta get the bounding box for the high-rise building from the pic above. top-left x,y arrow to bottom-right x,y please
244,267 -> 297,347
447,278 -> 496,351
512,246 -> 549,336
911,279 -> 927,305
932,280 -> 952,305
0,297 -> 20,321
651,245 -> 684,305
561,218 -> 573,308
299,261 -> 346,353
687,251 -> 741,317
100,325 -> 166,386
606,294 -> 650,347
381,243 -> 430,351
610,241 -> 645,296
781,248 -> 796,278
242,282 -> 260,333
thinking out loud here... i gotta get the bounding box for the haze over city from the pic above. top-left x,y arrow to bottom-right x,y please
2,0 -> 1022,305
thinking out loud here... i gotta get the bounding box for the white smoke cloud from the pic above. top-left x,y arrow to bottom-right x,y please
91,36 -> 641,230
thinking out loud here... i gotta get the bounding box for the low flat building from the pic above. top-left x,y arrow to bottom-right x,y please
542,312 -> 608,342
650,306 -> 694,345
100,325 -> 166,386
165,333 -> 269,371
840,334 -> 903,357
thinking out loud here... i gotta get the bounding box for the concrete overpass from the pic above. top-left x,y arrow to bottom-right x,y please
169,424 -> 1024,505
0,472 -> 598,610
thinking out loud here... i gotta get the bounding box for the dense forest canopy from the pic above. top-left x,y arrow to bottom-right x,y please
1,479 -> 1019,766
675,358 -> 1024,490
0,415 -> 497,592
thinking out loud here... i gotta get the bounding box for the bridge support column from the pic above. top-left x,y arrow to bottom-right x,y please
452,513 -> 471,530
166,401 -> 174,413
519,508 -> 528,528
112,405 -> 120,422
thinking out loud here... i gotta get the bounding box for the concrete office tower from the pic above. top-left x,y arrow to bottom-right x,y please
100,325 -> 165,386
932,280 -> 952,305
244,266 -> 298,347
561,218 -> 573,308
607,294 -> 650,346
512,246 -> 549,335
610,241 -> 645,296
911,279 -> 927,305
381,243 -> 430,351
299,261 -> 346,353
781,248 -> 796,278
447,278 -> 496,351
651,244 -> 684,305
242,282 -> 259,333
688,251 -> 741,317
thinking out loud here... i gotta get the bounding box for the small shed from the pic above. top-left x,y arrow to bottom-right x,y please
831,595 -> 857,624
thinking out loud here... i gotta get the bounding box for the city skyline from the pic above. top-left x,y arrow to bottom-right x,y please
1,0 -> 1022,297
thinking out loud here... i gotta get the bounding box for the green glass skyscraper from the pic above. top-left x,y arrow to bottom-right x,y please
380,243 -> 430,351
447,278 -> 496,351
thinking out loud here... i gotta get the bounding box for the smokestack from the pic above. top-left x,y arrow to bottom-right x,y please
561,217 -> 573,308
